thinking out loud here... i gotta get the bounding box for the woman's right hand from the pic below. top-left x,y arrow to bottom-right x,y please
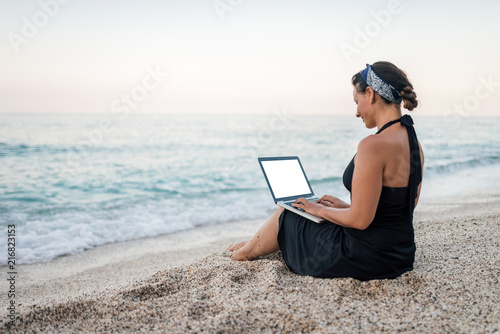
316,195 -> 350,209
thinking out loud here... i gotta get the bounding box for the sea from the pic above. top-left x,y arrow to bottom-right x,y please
1,113 -> 499,265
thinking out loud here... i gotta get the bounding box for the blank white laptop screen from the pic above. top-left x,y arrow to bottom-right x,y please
260,159 -> 311,199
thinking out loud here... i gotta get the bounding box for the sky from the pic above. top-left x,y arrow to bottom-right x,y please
1,0 -> 499,116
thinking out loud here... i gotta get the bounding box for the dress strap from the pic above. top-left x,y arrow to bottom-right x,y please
400,114 -> 422,218
376,115 -> 422,218
376,118 -> 401,134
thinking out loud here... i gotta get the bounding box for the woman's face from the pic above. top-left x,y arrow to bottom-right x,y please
352,86 -> 376,128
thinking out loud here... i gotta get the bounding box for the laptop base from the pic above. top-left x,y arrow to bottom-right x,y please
277,201 -> 325,223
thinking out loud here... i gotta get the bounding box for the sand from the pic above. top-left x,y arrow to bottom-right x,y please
1,185 -> 499,333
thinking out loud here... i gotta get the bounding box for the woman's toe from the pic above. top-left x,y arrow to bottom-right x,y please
227,241 -> 247,251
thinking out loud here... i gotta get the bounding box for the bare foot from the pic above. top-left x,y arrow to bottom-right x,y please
226,241 -> 248,251
231,247 -> 253,261
230,241 -> 259,261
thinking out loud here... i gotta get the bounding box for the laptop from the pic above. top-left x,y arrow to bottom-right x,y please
258,156 -> 325,223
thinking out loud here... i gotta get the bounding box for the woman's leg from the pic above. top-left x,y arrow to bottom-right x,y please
228,207 -> 284,261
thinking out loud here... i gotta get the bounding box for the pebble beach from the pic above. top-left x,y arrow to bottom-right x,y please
2,185 -> 499,333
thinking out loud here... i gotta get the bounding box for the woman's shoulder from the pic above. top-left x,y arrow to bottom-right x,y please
357,134 -> 387,153
361,126 -> 410,150
356,131 -> 406,166
354,135 -> 387,168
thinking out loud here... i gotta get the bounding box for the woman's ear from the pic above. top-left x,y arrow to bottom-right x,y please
365,86 -> 376,104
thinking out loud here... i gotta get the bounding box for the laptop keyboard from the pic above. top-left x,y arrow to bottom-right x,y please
284,197 -> 319,212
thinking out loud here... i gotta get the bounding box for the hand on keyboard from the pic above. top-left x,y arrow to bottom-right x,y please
285,197 -> 319,212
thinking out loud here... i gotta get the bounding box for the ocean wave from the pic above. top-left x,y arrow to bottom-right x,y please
309,176 -> 342,185
0,143 -> 77,157
0,142 -> 137,157
0,143 -> 32,156
0,196 -> 48,203
0,193 -> 274,265
218,187 -> 261,194
426,155 -> 500,175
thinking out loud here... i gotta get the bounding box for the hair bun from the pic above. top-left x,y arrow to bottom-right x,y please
400,86 -> 418,111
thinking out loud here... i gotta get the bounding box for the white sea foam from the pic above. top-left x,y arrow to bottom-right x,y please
420,163 -> 500,199
4,192 -> 275,265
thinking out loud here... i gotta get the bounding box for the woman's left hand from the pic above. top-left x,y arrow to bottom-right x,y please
292,198 -> 324,217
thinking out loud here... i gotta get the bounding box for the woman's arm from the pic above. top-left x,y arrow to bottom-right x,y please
293,136 -> 383,230
414,141 -> 425,209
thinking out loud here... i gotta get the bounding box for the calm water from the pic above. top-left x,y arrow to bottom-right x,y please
1,113 -> 499,264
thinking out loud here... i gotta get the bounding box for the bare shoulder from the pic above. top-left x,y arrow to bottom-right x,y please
357,135 -> 385,155
354,135 -> 386,168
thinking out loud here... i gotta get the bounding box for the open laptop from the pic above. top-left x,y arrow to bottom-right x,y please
258,156 -> 325,223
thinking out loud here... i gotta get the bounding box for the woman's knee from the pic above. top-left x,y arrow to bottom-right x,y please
273,207 -> 285,219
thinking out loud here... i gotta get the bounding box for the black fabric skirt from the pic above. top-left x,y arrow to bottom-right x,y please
277,210 -> 413,281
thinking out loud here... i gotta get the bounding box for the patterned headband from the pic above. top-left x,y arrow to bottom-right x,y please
360,64 -> 402,104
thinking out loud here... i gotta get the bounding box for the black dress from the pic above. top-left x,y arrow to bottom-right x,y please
277,115 -> 422,281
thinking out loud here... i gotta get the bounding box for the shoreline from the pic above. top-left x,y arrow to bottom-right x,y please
0,217 -> 265,308
2,183 -> 500,332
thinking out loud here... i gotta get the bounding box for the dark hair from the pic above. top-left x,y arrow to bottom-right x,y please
352,61 -> 418,111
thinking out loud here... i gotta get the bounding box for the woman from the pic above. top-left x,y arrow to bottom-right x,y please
227,61 -> 424,281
